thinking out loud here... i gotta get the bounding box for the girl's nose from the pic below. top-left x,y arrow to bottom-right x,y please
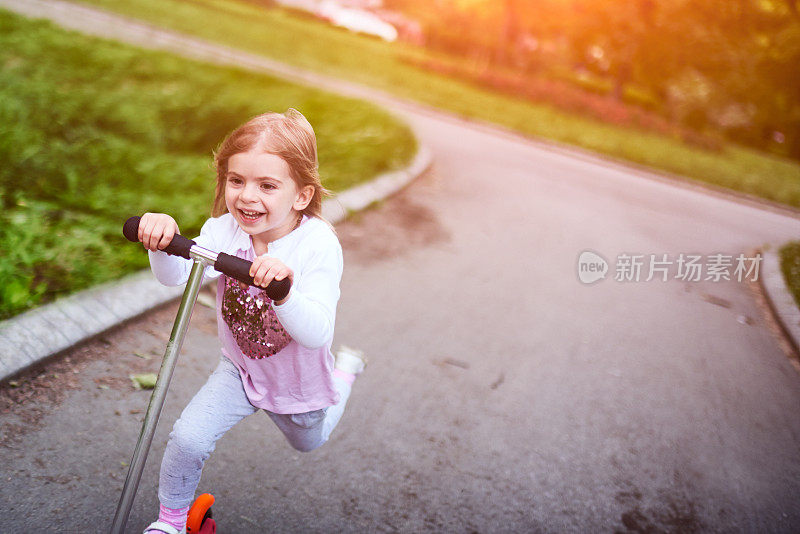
240,182 -> 259,202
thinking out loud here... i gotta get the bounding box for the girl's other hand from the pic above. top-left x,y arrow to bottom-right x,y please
246,256 -> 294,303
138,212 -> 180,252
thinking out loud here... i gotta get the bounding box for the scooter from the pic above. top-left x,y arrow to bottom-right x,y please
110,215 -> 291,534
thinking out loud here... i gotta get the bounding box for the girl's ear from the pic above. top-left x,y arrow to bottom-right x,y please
293,184 -> 315,211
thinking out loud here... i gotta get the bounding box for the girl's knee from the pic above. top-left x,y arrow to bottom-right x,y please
286,409 -> 328,452
288,435 -> 327,453
268,408 -> 328,452
168,421 -> 214,461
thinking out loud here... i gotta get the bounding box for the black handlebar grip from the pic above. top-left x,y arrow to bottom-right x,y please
122,216 -> 142,243
123,216 -> 195,259
215,252 -> 292,301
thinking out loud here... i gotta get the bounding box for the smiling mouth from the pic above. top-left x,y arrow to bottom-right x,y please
238,208 -> 265,223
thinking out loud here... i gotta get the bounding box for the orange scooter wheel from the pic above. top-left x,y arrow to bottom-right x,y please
186,493 -> 215,533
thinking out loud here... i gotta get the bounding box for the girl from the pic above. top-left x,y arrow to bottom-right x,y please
137,109 -> 365,534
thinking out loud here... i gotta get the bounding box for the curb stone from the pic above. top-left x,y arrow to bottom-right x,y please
759,245 -> 800,358
0,146 -> 433,383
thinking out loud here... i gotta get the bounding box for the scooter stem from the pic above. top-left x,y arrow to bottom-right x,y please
110,259 -> 207,534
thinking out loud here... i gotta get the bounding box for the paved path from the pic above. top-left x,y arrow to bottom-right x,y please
2,1 -> 800,532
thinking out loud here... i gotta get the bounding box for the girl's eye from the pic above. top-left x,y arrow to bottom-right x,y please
228,177 -> 243,186
260,183 -> 276,191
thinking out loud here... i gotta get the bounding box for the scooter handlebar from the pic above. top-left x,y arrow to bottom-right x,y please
123,216 -> 291,301
123,216 -> 195,259
213,252 -> 291,301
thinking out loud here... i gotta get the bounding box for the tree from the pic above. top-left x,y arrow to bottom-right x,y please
385,0 -> 800,158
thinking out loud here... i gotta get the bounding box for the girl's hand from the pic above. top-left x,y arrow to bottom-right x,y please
246,256 -> 294,304
138,212 -> 180,252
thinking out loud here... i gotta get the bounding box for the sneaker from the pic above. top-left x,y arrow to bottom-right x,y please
334,345 -> 367,375
143,522 -> 186,534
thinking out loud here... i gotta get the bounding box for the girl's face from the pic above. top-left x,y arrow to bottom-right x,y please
224,150 -> 313,250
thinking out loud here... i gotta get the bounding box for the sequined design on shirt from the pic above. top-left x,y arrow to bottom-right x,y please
221,275 -> 292,359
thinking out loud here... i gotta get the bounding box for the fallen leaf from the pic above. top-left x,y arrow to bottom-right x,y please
701,293 -> 732,308
443,358 -> 469,369
130,373 -> 158,390
490,373 -> 505,390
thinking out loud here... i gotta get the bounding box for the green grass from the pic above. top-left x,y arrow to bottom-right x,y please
0,9 -> 416,319
780,242 -> 800,311
74,0 -> 800,207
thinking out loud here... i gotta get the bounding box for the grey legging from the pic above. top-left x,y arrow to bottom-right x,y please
157,357 -> 352,509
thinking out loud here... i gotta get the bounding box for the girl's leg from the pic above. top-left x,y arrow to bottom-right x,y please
321,372 -> 354,440
266,372 -> 353,452
158,357 -> 257,509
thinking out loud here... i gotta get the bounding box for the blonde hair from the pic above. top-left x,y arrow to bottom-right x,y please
212,108 -> 330,219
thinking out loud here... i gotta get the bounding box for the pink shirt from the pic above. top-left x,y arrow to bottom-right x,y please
148,213 -> 343,414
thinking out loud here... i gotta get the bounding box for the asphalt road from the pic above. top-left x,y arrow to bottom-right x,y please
2,1 -> 800,532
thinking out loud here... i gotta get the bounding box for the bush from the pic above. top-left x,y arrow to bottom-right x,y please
402,56 -> 722,151
780,242 -> 800,311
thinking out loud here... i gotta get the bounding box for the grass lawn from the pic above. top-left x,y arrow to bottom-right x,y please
780,242 -> 800,310
75,0 -> 800,207
0,9 -> 416,319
